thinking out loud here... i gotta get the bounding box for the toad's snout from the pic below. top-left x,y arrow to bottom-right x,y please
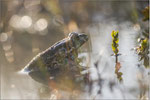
79,34 -> 88,42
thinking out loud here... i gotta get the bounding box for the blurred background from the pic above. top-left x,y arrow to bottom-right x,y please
0,0 -> 149,99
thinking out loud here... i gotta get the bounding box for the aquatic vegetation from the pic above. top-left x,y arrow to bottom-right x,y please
135,6 -> 149,68
111,30 -> 123,82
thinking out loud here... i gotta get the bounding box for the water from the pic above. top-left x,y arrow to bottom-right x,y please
1,18 -> 149,100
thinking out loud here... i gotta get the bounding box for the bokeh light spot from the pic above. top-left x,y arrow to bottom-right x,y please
34,18 -> 48,31
5,50 -> 14,63
20,16 -> 32,29
0,33 -> 8,42
11,84 -> 15,88
5,51 -> 14,57
9,15 -> 21,28
3,44 -> 12,51
6,56 -> 14,63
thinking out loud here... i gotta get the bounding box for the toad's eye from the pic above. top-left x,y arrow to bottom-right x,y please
71,35 -> 80,41
76,36 -> 80,40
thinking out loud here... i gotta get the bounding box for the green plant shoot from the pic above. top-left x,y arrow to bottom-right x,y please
111,30 -> 119,55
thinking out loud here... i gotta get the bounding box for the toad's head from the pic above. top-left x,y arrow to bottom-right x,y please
68,32 -> 88,49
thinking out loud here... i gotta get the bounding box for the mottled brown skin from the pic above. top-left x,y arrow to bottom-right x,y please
21,32 -> 88,86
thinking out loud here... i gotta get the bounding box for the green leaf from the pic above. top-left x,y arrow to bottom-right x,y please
112,45 -> 116,51
115,38 -> 119,43
142,6 -> 149,21
111,30 -> 119,38
141,39 -> 148,51
111,30 -> 119,54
